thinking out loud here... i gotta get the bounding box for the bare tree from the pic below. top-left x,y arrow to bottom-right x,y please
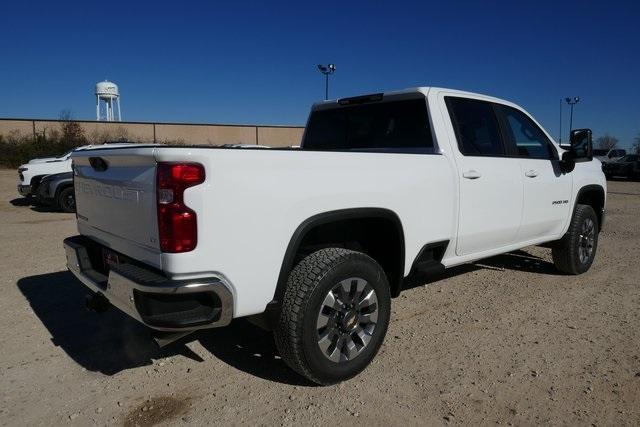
58,110 -> 72,121
58,110 -> 86,144
595,133 -> 619,151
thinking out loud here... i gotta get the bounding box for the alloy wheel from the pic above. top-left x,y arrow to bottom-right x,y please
578,217 -> 595,264
316,277 -> 379,363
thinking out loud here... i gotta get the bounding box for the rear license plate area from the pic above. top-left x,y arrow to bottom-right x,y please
102,248 -> 120,272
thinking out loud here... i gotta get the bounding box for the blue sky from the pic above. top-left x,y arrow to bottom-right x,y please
1,1 -> 639,148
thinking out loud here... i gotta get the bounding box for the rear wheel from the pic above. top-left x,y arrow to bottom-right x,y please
552,204 -> 598,274
274,248 -> 391,385
57,187 -> 76,213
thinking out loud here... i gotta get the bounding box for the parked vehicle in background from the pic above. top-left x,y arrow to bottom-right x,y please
602,154 -> 640,180
16,143 -> 136,198
63,87 -> 606,384
594,148 -> 627,164
25,150 -> 76,164
17,147 -> 87,197
26,144 -> 265,211
35,172 -> 76,212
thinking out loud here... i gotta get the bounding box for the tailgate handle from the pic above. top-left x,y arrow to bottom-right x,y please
89,157 -> 109,172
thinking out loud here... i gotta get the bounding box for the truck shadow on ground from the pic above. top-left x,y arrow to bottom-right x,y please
9,197 -> 34,207
474,249 -> 559,275
17,249 -> 558,384
9,197 -> 64,213
16,271 -> 310,385
17,271 -> 201,376
403,249 -> 559,292
194,321 -> 312,386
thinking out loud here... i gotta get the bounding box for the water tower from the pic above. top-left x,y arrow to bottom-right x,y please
95,80 -> 122,121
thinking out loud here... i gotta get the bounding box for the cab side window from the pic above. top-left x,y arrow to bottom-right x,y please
499,106 -> 555,159
445,97 -> 505,156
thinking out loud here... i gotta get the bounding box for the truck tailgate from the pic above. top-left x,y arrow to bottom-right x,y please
73,147 -> 161,267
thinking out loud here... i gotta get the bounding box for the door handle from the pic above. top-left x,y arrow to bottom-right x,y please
525,170 -> 539,178
462,170 -> 482,179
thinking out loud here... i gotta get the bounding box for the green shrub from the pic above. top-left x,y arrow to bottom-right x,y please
0,121 -> 87,168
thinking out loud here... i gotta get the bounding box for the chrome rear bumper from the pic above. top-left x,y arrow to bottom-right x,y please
63,236 -> 233,331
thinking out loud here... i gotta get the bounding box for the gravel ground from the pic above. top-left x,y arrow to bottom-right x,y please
1,168 -> 639,426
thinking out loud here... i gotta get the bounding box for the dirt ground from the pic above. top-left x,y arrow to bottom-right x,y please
1,168 -> 639,426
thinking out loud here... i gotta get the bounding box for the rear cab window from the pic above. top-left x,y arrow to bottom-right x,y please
302,95 -> 435,153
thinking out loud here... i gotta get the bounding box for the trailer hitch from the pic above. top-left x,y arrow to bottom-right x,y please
85,292 -> 111,313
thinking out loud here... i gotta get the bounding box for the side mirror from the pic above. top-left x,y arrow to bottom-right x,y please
560,129 -> 592,172
569,129 -> 593,160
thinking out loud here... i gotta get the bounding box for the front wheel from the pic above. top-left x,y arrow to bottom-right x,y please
552,204 -> 599,274
274,248 -> 391,385
57,187 -> 76,213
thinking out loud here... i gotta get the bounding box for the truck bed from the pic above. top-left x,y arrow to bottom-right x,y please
72,145 -> 455,317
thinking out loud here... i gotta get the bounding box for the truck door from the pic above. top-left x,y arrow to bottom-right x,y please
495,105 -> 573,241
444,96 -> 524,256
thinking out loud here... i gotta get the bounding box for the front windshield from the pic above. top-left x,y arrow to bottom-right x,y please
593,149 -> 608,156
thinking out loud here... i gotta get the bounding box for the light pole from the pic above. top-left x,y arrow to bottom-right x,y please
317,64 -> 336,100
559,99 -> 563,143
565,96 -> 580,133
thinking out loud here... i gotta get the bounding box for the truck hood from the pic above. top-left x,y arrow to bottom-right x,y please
28,157 -> 65,164
18,159 -> 73,185
20,160 -> 71,173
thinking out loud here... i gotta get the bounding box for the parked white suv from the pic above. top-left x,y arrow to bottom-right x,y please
17,147 -> 86,197
64,87 -> 606,384
17,143 -> 136,197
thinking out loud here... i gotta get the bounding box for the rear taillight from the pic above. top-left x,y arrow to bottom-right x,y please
156,163 -> 205,253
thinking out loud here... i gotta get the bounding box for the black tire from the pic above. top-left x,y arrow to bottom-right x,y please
57,187 -> 76,213
274,248 -> 391,385
552,204 -> 598,275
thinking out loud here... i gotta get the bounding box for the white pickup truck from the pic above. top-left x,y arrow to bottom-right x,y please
17,143 -> 134,198
64,87 -> 606,384
17,148 -> 82,197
